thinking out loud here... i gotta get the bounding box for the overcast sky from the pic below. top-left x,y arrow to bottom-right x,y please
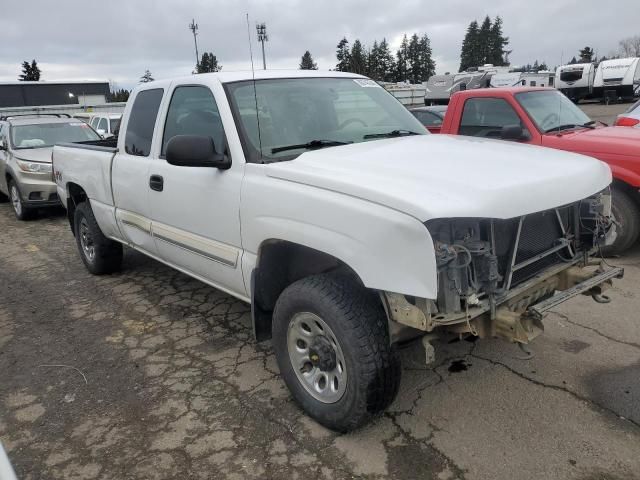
1,0 -> 638,88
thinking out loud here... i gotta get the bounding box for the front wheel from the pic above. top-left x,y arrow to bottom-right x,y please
602,188 -> 640,256
74,202 -> 123,274
272,274 -> 401,432
8,179 -> 33,221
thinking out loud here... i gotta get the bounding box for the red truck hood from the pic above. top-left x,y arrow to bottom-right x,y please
544,126 -> 640,158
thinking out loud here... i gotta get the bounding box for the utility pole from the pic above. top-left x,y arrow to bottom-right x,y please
256,23 -> 268,70
189,19 -> 200,71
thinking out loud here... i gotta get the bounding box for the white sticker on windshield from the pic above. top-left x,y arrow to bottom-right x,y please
353,79 -> 381,88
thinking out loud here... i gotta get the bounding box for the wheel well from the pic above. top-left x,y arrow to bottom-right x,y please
612,179 -> 640,206
251,240 -> 362,342
66,183 -> 88,234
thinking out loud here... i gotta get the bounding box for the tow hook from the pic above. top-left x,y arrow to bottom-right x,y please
592,293 -> 611,304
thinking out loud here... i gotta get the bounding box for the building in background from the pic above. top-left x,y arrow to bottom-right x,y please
0,81 -> 110,108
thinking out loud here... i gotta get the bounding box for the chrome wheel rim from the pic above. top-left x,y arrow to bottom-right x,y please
79,218 -> 95,262
10,185 -> 21,216
287,312 -> 347,404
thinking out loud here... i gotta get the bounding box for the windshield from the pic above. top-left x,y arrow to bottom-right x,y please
11,122 -> 101,149
225,77 -> 426,162
559,68 -> 584,83
516,90 -> 591,133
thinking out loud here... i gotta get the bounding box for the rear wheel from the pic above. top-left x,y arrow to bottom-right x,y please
9,179 -> 33,221
602,187 -> 640,256
74,202 -> 123,274
272,274 -> 401,432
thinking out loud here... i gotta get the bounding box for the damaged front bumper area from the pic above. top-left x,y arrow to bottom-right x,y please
382,189 -> 624,345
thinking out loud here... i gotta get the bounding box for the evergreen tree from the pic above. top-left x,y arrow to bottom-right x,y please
396,34 -> 410,81
378,38 -> 397,82
18,59 -> 41,81
108,88 -> 130,102
419,34 -> 436,81
407,34 -> 421,83
367,41 -> 382,80
488,16 -> 509,66
569,56 -> 578,64
477,16 -> 492,64
140,70 -> 154,83
335,38 -> 351,71
349,39 -> 367,75
196,52 -> 222,73
578,46 -> 594,63
299,51 -> 318,70
459,21 -> 480,71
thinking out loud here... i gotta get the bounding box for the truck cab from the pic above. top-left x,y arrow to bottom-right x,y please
440,87 -> 640,254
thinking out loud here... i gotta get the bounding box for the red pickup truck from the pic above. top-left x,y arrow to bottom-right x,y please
432,87 -> 640,254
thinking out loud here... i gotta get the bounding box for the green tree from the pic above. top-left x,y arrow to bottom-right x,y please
477,16 -> 492,64
367,41 -> 381,80
335,37 -> 351,71
395,34 -> 410,81
349,39 -> 367,75
108,88 -> 130,102
418,34 -> 436,81
140,69 -> 154,83
378,38 -> 397,82
459,21 -> 480,71
488,16 -> 509,66
299,51 -> 318,70
569,56 -> 578,65
18,59 -> 41,81
196,52 -> 222,73
578,46 -> 594,63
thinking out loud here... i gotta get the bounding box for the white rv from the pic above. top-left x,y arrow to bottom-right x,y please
490,71 -> 555,89
555,63 -> 596,103
424,74 -> 454,105
593,57 -> 640,101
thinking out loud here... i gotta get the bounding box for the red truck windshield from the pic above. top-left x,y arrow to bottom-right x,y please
516,90 -> 591,133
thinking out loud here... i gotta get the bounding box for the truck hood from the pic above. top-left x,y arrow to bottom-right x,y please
13,147 -> 53,163
266,135 -> 611,221
544,126 -> 640,158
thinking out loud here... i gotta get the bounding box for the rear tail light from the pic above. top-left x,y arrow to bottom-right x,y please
614,116 -> 640,127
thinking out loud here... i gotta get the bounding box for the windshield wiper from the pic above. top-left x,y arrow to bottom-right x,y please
271,139 -> 351,154
545,122 -> 596,133
363,129 -> 421,139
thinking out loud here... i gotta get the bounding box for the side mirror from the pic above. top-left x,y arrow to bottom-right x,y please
96,129 -> 106,138
500,124 -> 529,141
166,135 -> 230,169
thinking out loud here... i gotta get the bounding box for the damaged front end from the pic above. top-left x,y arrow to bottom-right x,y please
383,189 -> 623,345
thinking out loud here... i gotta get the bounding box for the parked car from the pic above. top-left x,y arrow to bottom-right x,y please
53,71 -> 621,431
89,113 -> 122,138
614,99 -> 640,127
437,87 -> 640,254
0,114 -> 102,219
410,105 -> 447,133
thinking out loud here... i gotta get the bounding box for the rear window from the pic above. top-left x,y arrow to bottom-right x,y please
11,122 -> 101,149
125,89 -> 163,156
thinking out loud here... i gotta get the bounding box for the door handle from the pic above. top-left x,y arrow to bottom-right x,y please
149,174 -> 164,192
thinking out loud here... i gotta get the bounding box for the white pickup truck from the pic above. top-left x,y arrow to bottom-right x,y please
52,70 -> 622,431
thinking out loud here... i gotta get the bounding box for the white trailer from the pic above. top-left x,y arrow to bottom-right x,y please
424,74 -> 454,105
555,63 -> 596,103
593,57 -> 640,102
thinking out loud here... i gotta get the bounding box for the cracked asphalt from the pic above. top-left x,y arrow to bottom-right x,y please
1,180 -> 640,477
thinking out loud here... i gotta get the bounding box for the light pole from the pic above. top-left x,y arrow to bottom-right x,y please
189,19 -> 200,70
256,23 -> 268,70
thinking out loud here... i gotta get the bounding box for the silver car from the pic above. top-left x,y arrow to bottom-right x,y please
0,115 -> 101,220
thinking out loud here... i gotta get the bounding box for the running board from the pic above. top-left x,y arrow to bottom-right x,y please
527,267 -> 624,320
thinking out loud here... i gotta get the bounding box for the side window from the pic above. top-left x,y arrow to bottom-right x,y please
459,98 -> 524,138
90,117 -> 100,128
125,88 -> 164,157
98,117 -> 108,132
161,86 -> 226,157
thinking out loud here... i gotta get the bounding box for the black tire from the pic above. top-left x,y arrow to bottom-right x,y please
74,202 -> 123,274
0,190 -> 8,203
602,187 -> 640,256
8,179 -> 34,220
272,274 -> 401,432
